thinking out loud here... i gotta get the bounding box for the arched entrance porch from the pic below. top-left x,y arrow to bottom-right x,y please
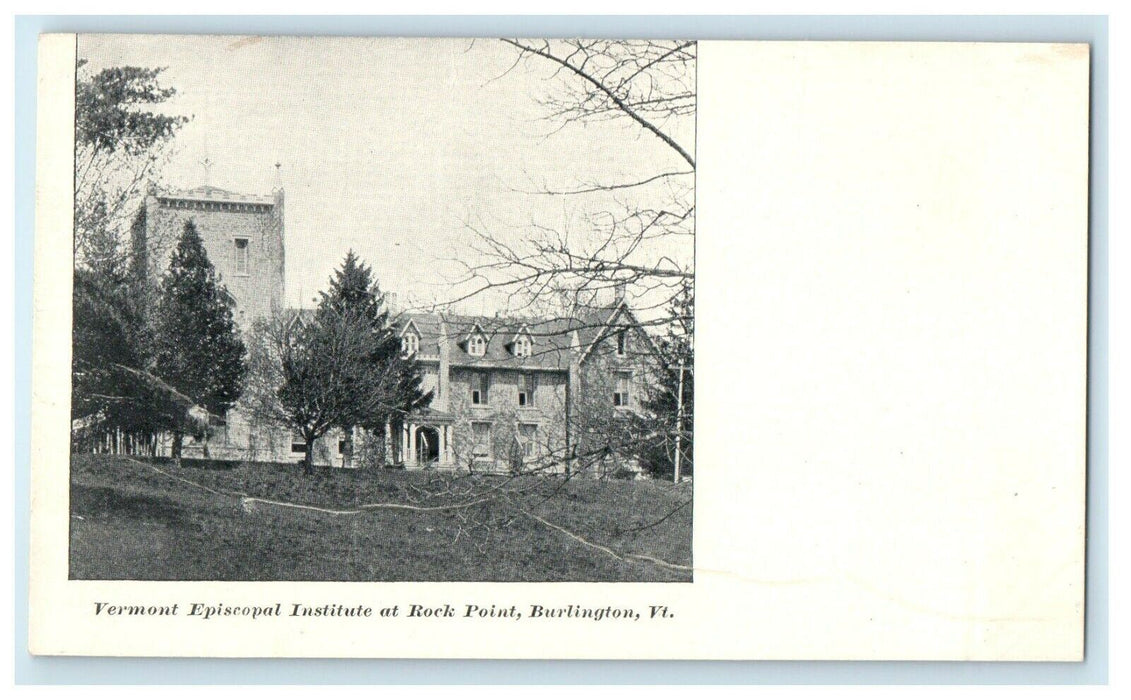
399,407 -> 455,468
415,426 -> 440,464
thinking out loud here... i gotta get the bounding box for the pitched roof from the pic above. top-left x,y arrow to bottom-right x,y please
284,303 -> 653,371
441,313 -> 578,370
395,304 -> 642,371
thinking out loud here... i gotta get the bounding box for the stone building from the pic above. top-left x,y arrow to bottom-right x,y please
137,185 -> 285,327
133,183 -> 294,463
136,183 -> 661,474
391,305 -> 657,475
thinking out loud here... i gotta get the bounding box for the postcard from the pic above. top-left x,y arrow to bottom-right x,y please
29,35 -> 1088,659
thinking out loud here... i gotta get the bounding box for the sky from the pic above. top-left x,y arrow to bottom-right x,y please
78,35 -> 694,315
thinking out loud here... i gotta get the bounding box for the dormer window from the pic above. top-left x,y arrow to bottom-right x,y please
514,335 -> 532,358
467,333 -> 487,357
401,332 -> 419,357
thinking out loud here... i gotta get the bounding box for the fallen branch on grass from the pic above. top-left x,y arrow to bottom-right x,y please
125,456 -> 691,575
238,494 -> 496,516
504,498 -> 693,574
130,458 -> 497,515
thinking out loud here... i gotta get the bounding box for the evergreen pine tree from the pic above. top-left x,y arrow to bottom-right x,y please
315,251 -> 431,462
72,206 -> 181,452
152,220 -> 247,457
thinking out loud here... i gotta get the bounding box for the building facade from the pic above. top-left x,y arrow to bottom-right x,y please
136,184 -> 660,475
377,299 -> 657,476
138,185 -> 285,326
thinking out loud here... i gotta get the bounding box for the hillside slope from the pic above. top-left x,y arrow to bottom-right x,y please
68,454 -> 693,582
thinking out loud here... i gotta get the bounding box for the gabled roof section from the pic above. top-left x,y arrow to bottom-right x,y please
397,312 -> 444,360
463,323 -> 487,342
510,324 -> 533,345
286,307 -> 317,332
579,301 -> 662,363
399,318 -> 422,338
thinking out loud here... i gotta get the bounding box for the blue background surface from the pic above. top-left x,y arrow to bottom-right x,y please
13,14 -> 1108,684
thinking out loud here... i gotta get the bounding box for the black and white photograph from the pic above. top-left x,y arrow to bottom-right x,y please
27,30 -> 1093,663
67,36 -> 695,583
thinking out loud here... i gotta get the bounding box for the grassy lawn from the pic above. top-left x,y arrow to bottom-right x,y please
69,454 -> 693,582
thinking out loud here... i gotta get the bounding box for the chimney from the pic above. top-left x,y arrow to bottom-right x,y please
613,281 -> 626,306
273,161 -> 283,192
385,292 -> 399,313
437,318 -> 451,411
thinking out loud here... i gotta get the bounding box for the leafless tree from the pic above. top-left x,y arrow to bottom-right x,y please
441,40 -> 699,487
455,39 -> 695,326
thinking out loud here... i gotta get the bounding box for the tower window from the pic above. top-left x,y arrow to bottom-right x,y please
234,237 -> 249,274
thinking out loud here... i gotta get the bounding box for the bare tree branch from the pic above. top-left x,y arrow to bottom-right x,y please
502,39 -> 696,168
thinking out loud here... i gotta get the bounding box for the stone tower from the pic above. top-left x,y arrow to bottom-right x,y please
138,184 -> 285,330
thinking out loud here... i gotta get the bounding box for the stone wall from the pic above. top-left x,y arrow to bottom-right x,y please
447,366 -> 569,473
574,319 -> 659,477
142,191 -> 285,330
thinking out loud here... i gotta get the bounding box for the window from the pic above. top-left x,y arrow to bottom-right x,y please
291,431 -> 306,454
401,332 -> 419,356
613,372 -> 632,407
471,372 -> 489,405
616,329 -> 627,357
338,439 -> 348,455
518,373 -> 536,407
472,421 -> 492,457
519,423 -> 538,457
234,237 -> 249,274
514,335 -> 532,358
468,334 -> 486,356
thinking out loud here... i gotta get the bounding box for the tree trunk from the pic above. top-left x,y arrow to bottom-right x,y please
382,421 -> 392,468
171,432 -> 183,459
303,440 -> 314,475
340,426 -> 353,469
